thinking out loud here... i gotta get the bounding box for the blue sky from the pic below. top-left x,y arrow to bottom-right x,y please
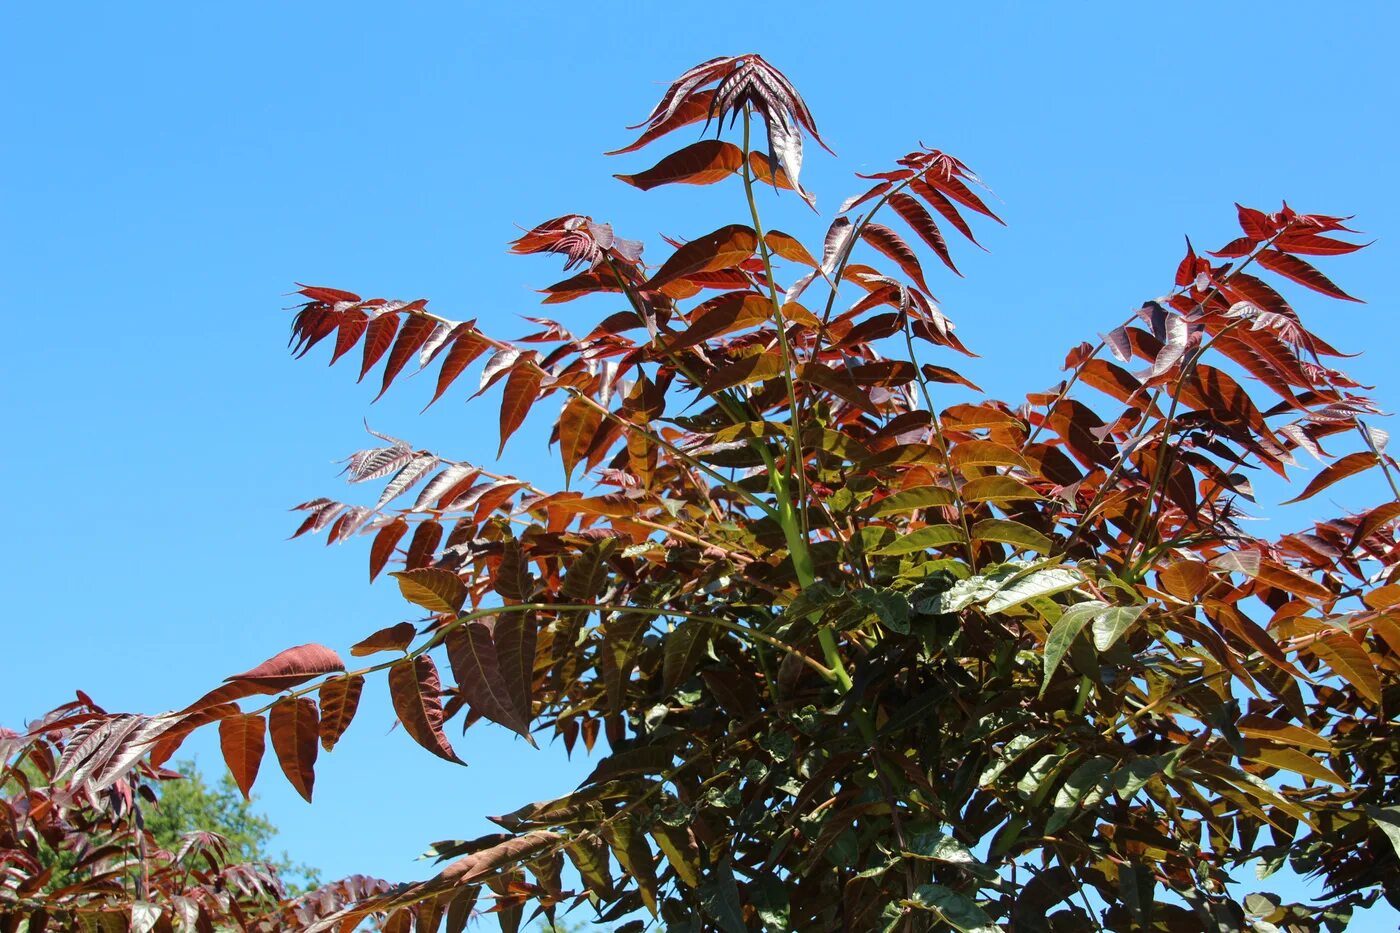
4,1 -> 1398,924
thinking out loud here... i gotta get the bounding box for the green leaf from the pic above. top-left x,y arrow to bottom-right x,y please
873,524 -> 966,555
983,567 -> 1083,613
749,874 -> 791,931
867,485 -> 957,516
1046,756 -> 1115,834
1091,605 -> 1144,650
662,619 -> 710,691
904,884 -> 999,933
1039,600 -> 1107,696
972,518 -> 1052,553
698,859 -> 747,933
1365,804 -> 1400,858
844,587 -> 912,633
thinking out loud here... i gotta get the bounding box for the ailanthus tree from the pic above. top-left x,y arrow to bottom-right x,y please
11,53 -> 1400,931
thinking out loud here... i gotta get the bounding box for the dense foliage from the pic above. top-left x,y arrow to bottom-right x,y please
9,53 -> 1400,931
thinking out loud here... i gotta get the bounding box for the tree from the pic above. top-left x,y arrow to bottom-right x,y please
1,697 -> 385,930
144,760 -> 320,894
18,52 -> 1400,931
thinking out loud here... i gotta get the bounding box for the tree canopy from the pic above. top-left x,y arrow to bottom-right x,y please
5,52 -> 1400,933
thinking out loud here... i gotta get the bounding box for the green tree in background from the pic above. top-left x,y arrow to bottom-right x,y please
148,760 -> 320,893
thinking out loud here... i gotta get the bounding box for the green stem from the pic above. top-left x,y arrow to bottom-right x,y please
741,109 -> 812,541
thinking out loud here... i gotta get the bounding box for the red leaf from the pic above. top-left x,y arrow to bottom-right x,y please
492,613 -> 537,739
297,284 -> 361,304
1282,451 -> 1377,504
499,362 -> 546,457
358,314 -> 401,383
376,314 -> 436,401
426,325 -> 490,410
614,139 -> 742,190
268,697 -> 319,802
1257,249 -> 1362,302
218,714 -> 265,801
606,89 -> 715,155
645,225 -> 757,291
1275,232 -> 1367,256
1236,203 -> 1274,240
928,174 -> 1003,225
329,310 -> 368,366
350,622 -> 419,657
318,675 -> 364,752
446,622 -> 531,738
225,644 -> 345,692
369,517 -> 410,582
404,519 -> 443,570
887,193 -> 960,275
389,656 -> 463,764
859,223 -> 931,293
667,292 -> 772,350
798,362 -> 880,416
558,395 -> 604,483
909,177 -> 982,247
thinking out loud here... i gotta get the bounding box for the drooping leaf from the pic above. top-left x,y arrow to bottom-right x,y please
358,313 -> 401,383
426,325 -> 490,409
388,656 -> 463,764
446,622 -> 530,738
318,674 -> 364,751
498,360 -> 545,457
376,314 -> 436,401
860,223 -> 932,293
268,697 -> 319,802
1281,451 -> 1377,504
369,517 -> 410,582
493,612 -> 537,737
1041,601 -> 1107,696
217,713 -> 265,801
558,395 -> 604,483
1257,249 -> 1361,302
888,192 -> 960,275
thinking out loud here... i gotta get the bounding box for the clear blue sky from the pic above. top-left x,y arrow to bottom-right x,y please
4,1 -> 1398,923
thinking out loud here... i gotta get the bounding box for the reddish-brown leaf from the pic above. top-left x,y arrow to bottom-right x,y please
498,362 -> 545,457
606,89 -> 715,155
1275,232 -> 1367,256
1309,635 -> 1382,706
558,395 -> 604,483
376,314 -> 436,401
225,644 -> 345,692
369,517 -> 410,582
268,697 -> 319,802
645,224 -> 757,291
426,325 -> 490,409
701,350 -> 785,395
859,223 -> 931,293
764,230 -> 817,268
393,567 -> 468,614
1236,203 -> 1274,240
614,139 -> 742,190
404,519 -> 443,570
350,622 -> 419,657
909,177 -> 981,247
798,362 -> 880,416
329,310 -> 368,366
297,284 -> 360,304
218,713 -> 265,801
317,675 -> 364,752
1257,249 -> 1362,302
493,613 -> 537,742
388,656 -> 463,764
667,292 -> 772,350
887,193 -> 960,275
446,622 -> 530,738
1282,452 -> 1377,504
358,313 -> 401,383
